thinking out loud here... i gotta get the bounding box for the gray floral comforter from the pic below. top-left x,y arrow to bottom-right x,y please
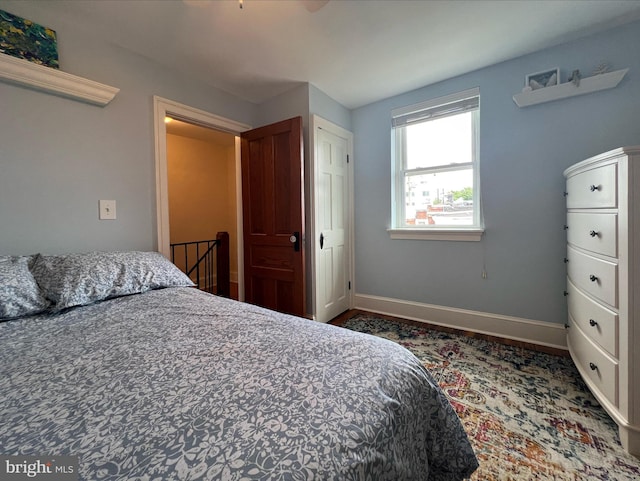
0,288 -> 478,480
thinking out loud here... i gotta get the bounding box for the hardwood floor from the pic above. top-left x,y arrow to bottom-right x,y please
329,309 -> 570,358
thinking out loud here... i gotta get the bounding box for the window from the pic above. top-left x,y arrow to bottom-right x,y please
390,88 -> 483,241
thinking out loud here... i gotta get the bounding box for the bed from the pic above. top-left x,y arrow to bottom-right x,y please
0,252 -> 478,481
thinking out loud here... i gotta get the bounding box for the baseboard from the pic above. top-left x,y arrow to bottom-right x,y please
354,293 -> 568,351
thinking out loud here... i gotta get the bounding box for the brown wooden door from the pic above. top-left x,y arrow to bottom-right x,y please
241,116 -> 305,317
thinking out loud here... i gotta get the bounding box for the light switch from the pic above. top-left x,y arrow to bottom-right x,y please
99,200 -> 116,220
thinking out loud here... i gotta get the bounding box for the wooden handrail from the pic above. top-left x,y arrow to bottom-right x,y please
216,232 -> 230,298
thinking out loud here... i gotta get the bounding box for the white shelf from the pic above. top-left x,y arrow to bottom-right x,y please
0,53 -> 119,106
513,68 -> 628,108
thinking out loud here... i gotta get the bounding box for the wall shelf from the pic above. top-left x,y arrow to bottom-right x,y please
513,68 -> 628,108
0,53 -> 119,106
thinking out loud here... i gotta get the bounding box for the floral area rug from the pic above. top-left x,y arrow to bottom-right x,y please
340,314 -> 640,481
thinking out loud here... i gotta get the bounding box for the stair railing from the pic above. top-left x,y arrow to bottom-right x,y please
170,231 -> 230,297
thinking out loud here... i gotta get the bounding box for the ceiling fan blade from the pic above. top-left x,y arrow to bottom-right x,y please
182,0 -> 210,7
300,0 -> 330,12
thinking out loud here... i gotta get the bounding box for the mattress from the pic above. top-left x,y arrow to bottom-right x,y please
0,254 -> 478,480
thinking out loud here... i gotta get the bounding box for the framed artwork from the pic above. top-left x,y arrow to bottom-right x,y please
0,9 -> 59,68
525,67 -> 559,90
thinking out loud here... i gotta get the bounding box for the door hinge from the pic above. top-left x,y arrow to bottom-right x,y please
348,281 -> 351,290
347,154 -> 350,163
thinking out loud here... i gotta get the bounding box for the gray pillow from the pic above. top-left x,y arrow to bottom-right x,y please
31,251 -> 194,311
0,255 -> 50,320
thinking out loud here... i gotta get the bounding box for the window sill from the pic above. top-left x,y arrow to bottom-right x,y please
387,228 -> 484,241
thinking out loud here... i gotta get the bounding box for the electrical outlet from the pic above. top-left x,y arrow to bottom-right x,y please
99,200 -> 116,220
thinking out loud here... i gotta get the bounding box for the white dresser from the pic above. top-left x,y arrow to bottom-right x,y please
564,146 -> 640,457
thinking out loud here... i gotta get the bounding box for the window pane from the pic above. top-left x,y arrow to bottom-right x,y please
405,112 -> 472,170
404,169 -> 474,226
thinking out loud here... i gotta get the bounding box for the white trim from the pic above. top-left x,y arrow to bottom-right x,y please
354,293 -> 568,350
392,87 -> 480,118
0,52 -> 118,106
154,96 -> 251,135
153,98 -> 170,258
153,96 -> 250,297
391,88 -> 482,232
234,136 -> 245,302
387,228 -> 484,241
310,115 -> 355,322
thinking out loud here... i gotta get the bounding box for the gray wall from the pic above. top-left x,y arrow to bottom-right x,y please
0,1 -> 257,255
0,0 -> 353,319
309,84 -> 351,132
352,20 -> 640,325
2,1 -> 639,329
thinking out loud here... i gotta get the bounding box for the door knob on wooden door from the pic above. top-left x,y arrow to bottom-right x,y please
290,232 -> 300,251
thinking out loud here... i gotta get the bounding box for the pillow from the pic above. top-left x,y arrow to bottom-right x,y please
0,255 -> 51,320
31,251 -> 194,311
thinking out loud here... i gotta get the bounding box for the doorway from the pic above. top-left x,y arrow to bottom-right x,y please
165,118 -> 239,299
154,98 -> 354,320
153,96 -> 250,300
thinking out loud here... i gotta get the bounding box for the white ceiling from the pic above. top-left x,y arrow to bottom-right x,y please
6,0 -> 640,109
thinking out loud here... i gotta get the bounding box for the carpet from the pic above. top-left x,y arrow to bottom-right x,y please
340,314 -> 640,481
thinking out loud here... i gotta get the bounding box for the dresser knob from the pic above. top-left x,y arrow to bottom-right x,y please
589,362 -> 598,371
589,319 -> 598,327
590,184 -> 600,192
589,230 -> 599,237
590,274 -> 598,282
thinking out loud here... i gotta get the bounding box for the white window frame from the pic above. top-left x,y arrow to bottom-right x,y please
389,88 -> 484,241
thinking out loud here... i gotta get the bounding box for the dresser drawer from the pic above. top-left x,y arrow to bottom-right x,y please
566,163 -> 617,209
567,279 -> 618,357
567,212 -> 617,258
566,246 -> 618,307
568,324 -> 618,407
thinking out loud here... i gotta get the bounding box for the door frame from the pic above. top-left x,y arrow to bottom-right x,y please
310,114 -> 355,322
153,96 -> 251,300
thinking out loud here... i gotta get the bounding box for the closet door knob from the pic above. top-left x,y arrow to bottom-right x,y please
590,275 -> 598,282
589,230 -> 599,237
589,319 -> 598,327
589,362 -> 598,371
590,185 -> 600,192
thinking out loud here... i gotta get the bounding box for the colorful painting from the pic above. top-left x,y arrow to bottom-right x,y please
0,9 -> 58,68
